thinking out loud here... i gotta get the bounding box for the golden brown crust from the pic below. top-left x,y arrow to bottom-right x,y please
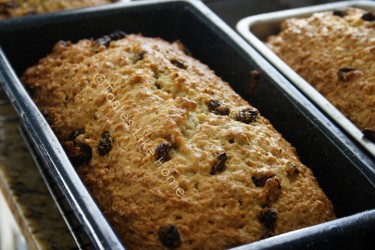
0,0 -> 113,19
23,34 -> 335,249
266,8 -> 375,131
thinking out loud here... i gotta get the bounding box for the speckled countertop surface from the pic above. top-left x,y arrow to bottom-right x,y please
0,87 -> 77,250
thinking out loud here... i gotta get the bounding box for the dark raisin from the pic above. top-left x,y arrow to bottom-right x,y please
338,67 -> 356,73
155,143 -> 172,162
158,225 -> 181,248
259,207 -> 277,229
239,108 -> 258,124
93,31 -> 126,48
171,59 -> 186,69
59,40 -> 69,47
260,230 -> 275,240
207,100 -> 230,116
98,131 -> 113,156
337,67 -> 356,81
292,164 -> 299,174
155,82 -> 162,89
286,163 -> 299,176
70,143 -> 92,167
67,128 -> 85,141
251,70 -> 261,80
252,175 -> 275,187
361,12 -> 375,22
137,51 -> 147,61
332,10 -> 346,17
363,129 -> 375,143
210,153 -> 227,175
183,47 -> 192,56
94,36 -> 111,48
108,30 -> 127,40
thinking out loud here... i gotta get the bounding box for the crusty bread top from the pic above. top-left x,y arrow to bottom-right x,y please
267,8 -> 375,132
23,34 -> 335,249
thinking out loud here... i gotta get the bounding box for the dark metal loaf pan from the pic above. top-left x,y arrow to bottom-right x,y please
236,1 -> 375,159
0,0 -> 374,249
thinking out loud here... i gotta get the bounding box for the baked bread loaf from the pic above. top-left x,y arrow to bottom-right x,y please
0,0 -> 113,19
266,8 -> 375,134
23,33 -> 335,249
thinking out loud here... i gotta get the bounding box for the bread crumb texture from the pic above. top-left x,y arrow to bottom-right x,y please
267,8 -> 375,131
23,34 -> 335,249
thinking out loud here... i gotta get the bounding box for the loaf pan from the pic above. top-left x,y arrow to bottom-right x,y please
236,1 -> 375,159
0,0 -> 375,249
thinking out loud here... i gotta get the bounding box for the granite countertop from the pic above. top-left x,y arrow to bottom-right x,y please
0,88 -> 77,250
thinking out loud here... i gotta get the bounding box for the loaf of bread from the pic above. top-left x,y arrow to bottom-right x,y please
22,33 -> 335,249
266,8 -> 375,135
0,0 -> 113,19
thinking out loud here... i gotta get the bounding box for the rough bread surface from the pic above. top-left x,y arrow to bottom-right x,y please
0,0 -> 112,19
266,8 -> 375,132
23,34 -> 335,249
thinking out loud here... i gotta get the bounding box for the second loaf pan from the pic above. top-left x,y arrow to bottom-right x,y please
236,0 -> 375,159
0,0 -> 375,249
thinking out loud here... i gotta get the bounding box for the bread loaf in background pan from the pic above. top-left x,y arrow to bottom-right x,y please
0,0 -> 113,19
266,8 -> 375,135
